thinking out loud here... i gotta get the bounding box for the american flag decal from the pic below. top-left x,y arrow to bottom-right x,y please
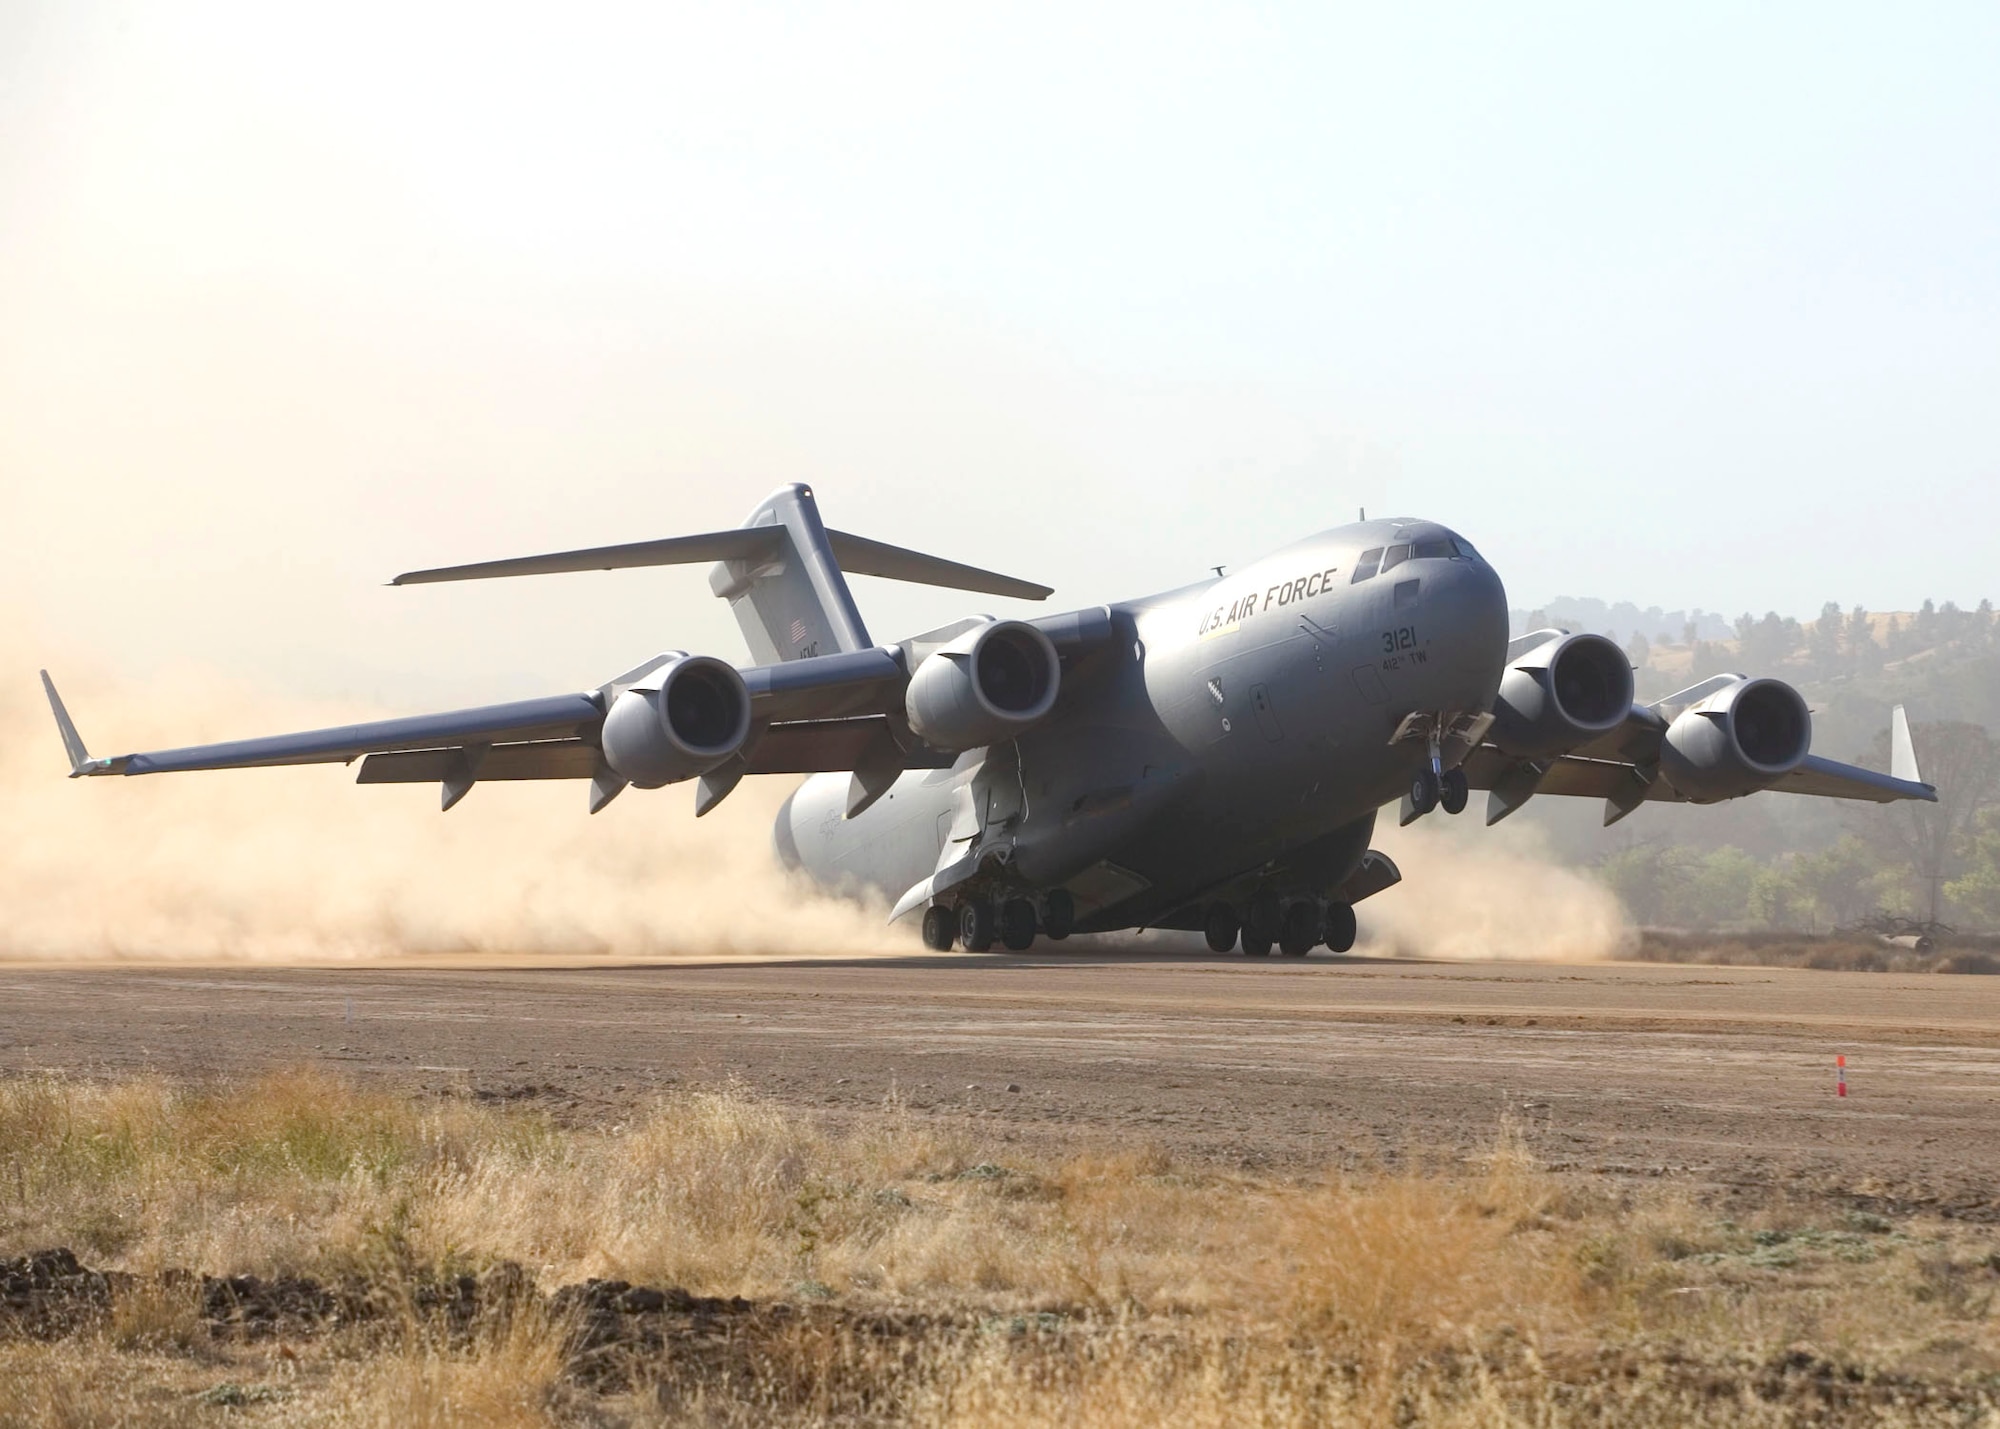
790,619 -> 809,645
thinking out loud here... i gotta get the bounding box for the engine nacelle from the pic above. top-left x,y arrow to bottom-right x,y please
905,619 -> 1060,750
1660,677 -> 1811,802
600,655 -> 752,788
1487,633 -> 1634,758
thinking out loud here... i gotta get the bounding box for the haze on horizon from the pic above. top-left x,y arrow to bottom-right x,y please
3,2 -> 1996,709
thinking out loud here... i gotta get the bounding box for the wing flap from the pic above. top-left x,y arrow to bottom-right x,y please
356,739 -> 601,784
742,716 -> 956,776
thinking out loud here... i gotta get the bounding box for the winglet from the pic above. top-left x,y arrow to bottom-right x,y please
1890,704 -> 1921,784
40,671 -> 106,777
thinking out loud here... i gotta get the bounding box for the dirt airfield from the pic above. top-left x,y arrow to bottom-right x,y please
8,951 -> 1999,1218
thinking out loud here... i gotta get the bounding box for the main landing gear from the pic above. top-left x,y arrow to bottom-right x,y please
1210,898 -> 1358,958
927,889 -> 1075,953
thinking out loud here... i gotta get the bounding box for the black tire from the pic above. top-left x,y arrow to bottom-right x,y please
1248,891 -> 1283,942
999,898 -> 1037,952
959,901 -> 995,953
921,905 -> 956,951
1409,768 -> 1440,815
1241,928 -> 1273,957
1203,903 -> 1241,954
1279,901 -> 1319,957
1322,901 -> 1357,954
1440,768 -> 1469,816
1042,888 -> 1075,941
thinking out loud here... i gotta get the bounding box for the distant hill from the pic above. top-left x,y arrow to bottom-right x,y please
1510,599 -> 1735,645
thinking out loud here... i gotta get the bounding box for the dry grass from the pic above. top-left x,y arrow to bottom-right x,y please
4,1070 -> 2000,1426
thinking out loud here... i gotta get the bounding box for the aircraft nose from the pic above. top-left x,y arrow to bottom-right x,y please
1425,541 -> 1510,685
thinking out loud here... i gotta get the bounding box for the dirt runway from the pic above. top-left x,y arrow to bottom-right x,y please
6,954 -> 1999,1216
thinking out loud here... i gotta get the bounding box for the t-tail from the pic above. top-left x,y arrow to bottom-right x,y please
390,482 -> 1051,661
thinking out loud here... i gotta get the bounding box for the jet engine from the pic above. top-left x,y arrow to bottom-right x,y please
1487,633 -> 1634,757
1659,677 -> 1811,802
600,655 -> 752,788
905,619 -> 1060,750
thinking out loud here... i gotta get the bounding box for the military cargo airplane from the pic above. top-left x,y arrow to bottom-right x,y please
41,485 -> 1935,956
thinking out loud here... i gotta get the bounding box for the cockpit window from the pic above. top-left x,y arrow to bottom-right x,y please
1350,547 -> 1383,582
1379,543 -> 1411,573
1411,539 -> 1455,560
1452,537 -> 1479,559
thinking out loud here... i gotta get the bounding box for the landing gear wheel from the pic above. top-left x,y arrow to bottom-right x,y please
1409,767 -> 1441,816
921,905 -> 956,951
1248,892 -> 1283,944
998,898 -> 1037,952
958,901 -> 995,953
1440,768 -> 1469,816
1203,903 -> 1241,954
1041,889 -> 1075,942
1279,901 -> 1319,957
1241,929 -> 1273,957
1322,901 -> 1357,954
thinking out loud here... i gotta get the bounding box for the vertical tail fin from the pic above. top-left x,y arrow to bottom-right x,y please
707,484 -> 872,663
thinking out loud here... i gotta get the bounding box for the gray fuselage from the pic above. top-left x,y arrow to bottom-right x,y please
774,518 -> 1509,933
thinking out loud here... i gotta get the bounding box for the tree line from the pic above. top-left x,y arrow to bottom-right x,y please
1506,598 -> 2000,935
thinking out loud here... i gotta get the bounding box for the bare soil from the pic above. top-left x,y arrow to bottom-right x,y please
6,952 -> 1999,1218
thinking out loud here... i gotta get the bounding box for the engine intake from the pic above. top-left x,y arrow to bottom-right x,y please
600,655 -> 752,788
1660,677 -> 1811,802
1487,633 -> 1634,758
905,620 -> 1060,750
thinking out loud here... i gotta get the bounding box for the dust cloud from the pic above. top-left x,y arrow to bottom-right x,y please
0,624 -> 899,964
3,615 -> 1635,967
1359,816 -> 1636,962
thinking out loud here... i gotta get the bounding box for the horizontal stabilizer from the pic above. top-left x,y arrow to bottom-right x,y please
393,526 -> 1051,600
392,529 -> 779,586
823,531 -> 1052,600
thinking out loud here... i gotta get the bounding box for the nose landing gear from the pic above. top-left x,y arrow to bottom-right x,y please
1393,710 -> 1486,824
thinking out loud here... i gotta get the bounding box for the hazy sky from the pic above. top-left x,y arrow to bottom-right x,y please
4,2 -> 1996,708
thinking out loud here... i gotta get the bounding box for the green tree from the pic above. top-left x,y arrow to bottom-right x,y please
1944,808 -> 2000,930
1683,846 -> 1761,928
1786,836 -> 1892,931
1857,722 -> 2000,927
1808,601 -> 1844,675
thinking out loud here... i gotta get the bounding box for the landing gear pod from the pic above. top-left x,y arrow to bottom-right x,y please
905,620 -> 1061,751
600,655 -> 752,788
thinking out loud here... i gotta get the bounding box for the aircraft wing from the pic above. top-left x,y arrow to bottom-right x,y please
39,646 -> 940,812
1460,700 -> 1936,826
